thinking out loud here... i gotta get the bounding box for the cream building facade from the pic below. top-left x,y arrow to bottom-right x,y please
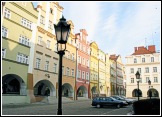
98,49 -> 106,96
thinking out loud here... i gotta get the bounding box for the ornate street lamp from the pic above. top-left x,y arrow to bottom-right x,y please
54,15 -> 70,115
148,80 -> 152,99
135,71 -> 140,101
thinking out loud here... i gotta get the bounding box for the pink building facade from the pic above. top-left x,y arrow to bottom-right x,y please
75,29 -> 90,99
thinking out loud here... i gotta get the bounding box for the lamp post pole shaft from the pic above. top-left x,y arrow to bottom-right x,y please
138,81 -> 139,101
57,51 -> 64,115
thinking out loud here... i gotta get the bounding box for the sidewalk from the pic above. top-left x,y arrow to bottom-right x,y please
2,98 -> 92,108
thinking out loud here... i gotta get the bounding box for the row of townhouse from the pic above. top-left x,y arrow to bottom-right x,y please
2,2 -> 125,104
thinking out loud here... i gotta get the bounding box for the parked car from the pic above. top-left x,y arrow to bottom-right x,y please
110,95 -> 134,105
119,95 -> 137,104
91,97 -> 128,108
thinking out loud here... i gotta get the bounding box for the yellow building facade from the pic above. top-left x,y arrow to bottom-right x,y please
2,2 -> 38,104
90,42 -> 99,98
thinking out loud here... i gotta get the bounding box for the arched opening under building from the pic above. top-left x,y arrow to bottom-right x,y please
62,83 -> 74,98
132,89 -> 142,97
34,80 -> 56,97
147,88 -> 159,97
91,86 -> 98,98
2,74 -> 26,95
77,85 -> 88,98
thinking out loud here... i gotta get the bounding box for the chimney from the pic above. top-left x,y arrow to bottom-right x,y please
134,47 -> 137,52
138,46 -> 144,50
148,45 -> 156,53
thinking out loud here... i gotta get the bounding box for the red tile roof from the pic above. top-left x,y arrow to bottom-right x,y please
132,45 -> 156,55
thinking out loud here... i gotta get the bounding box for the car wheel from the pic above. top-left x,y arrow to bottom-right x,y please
96,104 -> 101,108
117,104 -> 121,108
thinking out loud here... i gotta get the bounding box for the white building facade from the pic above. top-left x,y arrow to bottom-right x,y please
125,45 -> 160,98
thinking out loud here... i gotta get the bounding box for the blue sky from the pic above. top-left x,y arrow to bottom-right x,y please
33,1 -> 161,64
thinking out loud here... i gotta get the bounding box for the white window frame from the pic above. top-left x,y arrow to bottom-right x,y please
66,67 -> 70,76
17,53 -> 29,64
154,77 -> 158,83
72,53 -> 74,61
146,77 -> 149,83
131,78 -> 134,83
46,40 -> 50,48
53,63 -> 57,73
71,69 -> 74,77
2,48 -> 6,58
86,72 -> 89,80
82,71 -> 85,79
38,36 -> 42,45
2,26 -> 8,38
78,70 -> 81,78
4,8 -> 11,19
153,67 -> 157,72
45,61 -> 49,71
40,15 -> 44,24
36,58 -> 41,69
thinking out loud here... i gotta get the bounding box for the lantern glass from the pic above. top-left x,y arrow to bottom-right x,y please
61,25 -> 70,42
55,26 -> 61,42
135,71 -> 140,79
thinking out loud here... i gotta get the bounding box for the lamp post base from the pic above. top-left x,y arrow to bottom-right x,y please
57,109 -> 62,115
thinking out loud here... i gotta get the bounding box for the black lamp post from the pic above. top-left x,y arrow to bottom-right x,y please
54,15 -> 70,115
148,80 -> 152,99
135,71 -> 140,101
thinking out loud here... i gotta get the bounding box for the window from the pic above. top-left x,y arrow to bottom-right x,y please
48,21 -> 52,29
82,71 -> 85,79
53,63 -> 57,73
4,8 -> 10,19
131,78 -> 134,83
40,15 -> 44,24
2,26 -> 8,38
71,69 -> 74,77
45,61 -> 49,71
21,18 -> 32,29
82,58 -> 85,65
2,48 -> 6,58
86,72 -> 89,80
138,68 -> 141,73
87,60 -> 89,67
67,52 -> 70,59
142,58 -> 145,63
134,58 -> 137,63
38,36 -> 42,45
146,77 -> 149,83
154,77 -> 158,83
145,67 -> 149,73
46,40 -> 50,48
130,68 -> 134,73
153,67 -> 157,72
151,57 -> 154,62
78,56 -> 80,63
36,58 -> 41,69
19,35 -> 30,46
71,53 -> 74,61
17,53 -> 29,64
66,67 -> 70,76
78,70 -> 81,78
